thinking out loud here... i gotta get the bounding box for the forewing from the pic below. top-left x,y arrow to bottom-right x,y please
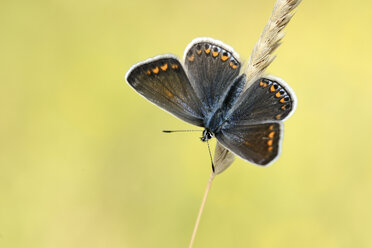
228,76 -> 296,124
216,122 -> 282,166
184,38 -> 241,111
126,55 -> 205,126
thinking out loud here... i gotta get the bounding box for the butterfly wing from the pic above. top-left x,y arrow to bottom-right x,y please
215,76 -> 296,165
184,38 -> 242,111
227,76 -> 297,124
126,55 -> 205,126
216,122 -> 283,166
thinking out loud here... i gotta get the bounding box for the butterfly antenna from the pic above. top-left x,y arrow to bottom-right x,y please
206,139 -> 215,173
162,130 -> 201,133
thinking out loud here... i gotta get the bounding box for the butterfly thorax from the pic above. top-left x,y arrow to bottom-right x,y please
205,108 -> 226,135
203,73 -> 247,135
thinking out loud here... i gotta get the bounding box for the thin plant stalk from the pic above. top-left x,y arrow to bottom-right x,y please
189,173 -> 215,248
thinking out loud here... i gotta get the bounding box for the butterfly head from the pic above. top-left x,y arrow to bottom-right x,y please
201,129 -> 214,142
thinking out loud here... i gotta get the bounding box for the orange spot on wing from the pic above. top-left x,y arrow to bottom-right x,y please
229,62 -> 238,69
212,51 -> 219,57
205,48 -> 210,54
276,92 -> 281,98
267,140 -> 273,146
269,125 -> 274,130
270,85 -> 276,92
164,89 -> 174,98
146,70 -> 151,75
268,146 -> 273,152
171,64 -> 179,69
221,55 -> 229,61
152,67 -> 159,74
268,131 -> 275,139
281,105 -> 286,110
280,98 -> 285,103
160,64 -> 168,71
275,114 -> 282,120
196,49 -> 202,55
188,55 -> 195,62
263,83 -> 268,87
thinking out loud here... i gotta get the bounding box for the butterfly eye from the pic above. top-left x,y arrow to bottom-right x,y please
207,132 -> 213,139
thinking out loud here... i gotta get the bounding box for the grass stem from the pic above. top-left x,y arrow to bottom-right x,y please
188,172 -> 215,248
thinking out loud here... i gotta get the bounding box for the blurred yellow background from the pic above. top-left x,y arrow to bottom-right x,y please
1,0 -> 372,247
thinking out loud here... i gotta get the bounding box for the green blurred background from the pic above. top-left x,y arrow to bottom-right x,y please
1,0 -> 372,247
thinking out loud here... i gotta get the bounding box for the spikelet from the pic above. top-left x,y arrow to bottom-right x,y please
244,0 -> 302,88
213,142 -> 235,174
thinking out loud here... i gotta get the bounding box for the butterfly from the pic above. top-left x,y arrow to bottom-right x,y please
125,37 -> 296,166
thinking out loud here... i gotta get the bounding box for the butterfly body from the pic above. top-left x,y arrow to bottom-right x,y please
126,37 -> 296,166
203,73 -> 247,134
